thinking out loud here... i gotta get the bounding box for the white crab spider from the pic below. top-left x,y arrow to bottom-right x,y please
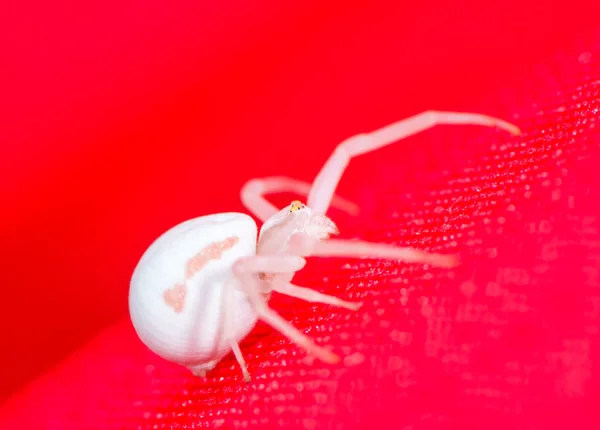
128,111 -> 520,382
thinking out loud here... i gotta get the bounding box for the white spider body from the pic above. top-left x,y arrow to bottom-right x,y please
128,111 -> 520,381
129,213 -> 258,373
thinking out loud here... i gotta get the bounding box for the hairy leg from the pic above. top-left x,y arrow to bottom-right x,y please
241,176 -> 359,222
307,110 -> 520,214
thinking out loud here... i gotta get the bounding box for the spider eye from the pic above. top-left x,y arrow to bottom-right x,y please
289,200 -> 305,213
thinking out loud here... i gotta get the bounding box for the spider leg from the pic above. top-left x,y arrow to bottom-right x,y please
307,110 -> 521,214
232,255 -> 340,365
241,176 -> 359,222
223,279 -> 251,382
273,281 -> 362,311
290,234 -> 458,269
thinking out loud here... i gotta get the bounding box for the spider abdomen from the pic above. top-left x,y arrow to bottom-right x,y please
129,212 -> 258,369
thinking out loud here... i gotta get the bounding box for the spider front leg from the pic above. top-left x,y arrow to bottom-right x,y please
232,255 -> 342,367
307,110 -> 521,214
241,176 -> 359,222
289,234 -> 459,269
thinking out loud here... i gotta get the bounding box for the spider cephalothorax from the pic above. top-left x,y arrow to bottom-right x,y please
257,200 -> 339,255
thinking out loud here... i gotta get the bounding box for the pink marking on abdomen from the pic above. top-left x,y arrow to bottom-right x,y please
163,236 -> 240,312
163,283 -> 186,313
185,236 -> 240,279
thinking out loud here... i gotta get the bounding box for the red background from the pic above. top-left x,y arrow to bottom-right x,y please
2,1 -> 600,428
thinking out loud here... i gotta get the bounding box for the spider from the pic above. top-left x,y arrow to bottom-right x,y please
128,110 -> 520,382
